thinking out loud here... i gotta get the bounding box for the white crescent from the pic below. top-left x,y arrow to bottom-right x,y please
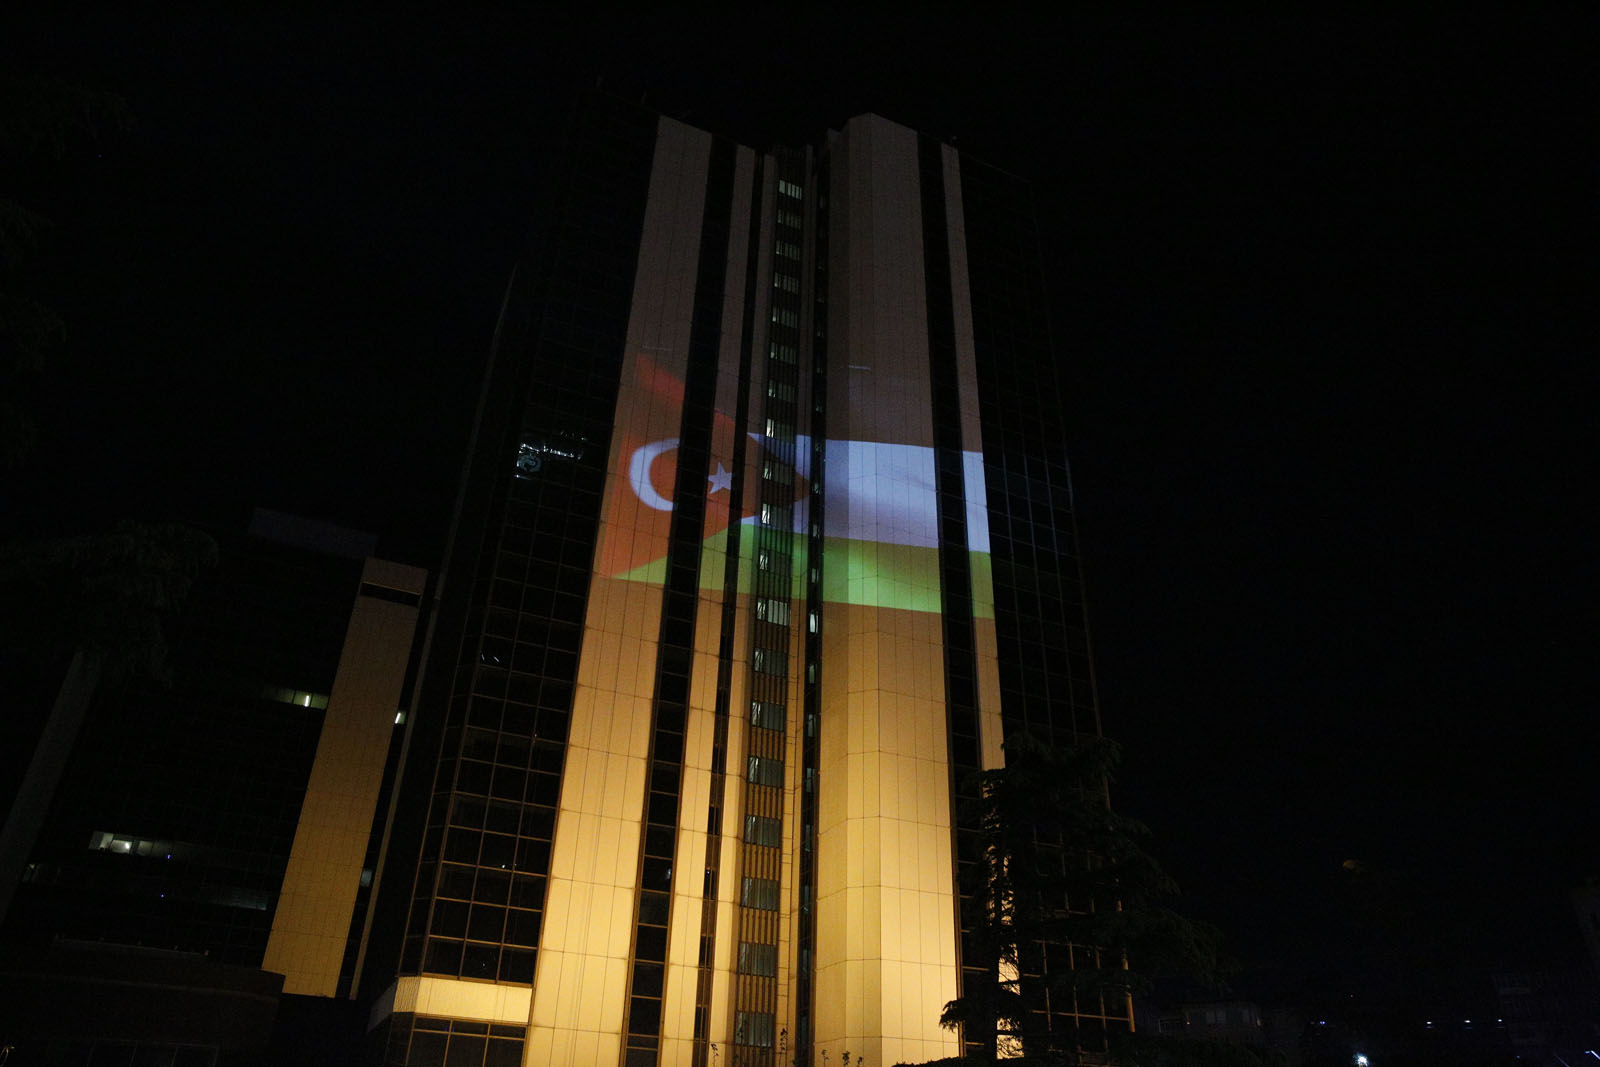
628,438 -> 679,511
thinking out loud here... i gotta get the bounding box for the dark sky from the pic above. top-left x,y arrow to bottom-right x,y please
6,10 -> 1593,1006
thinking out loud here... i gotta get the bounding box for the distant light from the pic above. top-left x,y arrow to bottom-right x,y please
395,711 -> 405,724
1355,1054 -> 1369,1067
302,694 -> 311,707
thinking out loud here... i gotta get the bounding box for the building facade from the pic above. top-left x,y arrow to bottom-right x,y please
0,510 -> 426,1064
363,97 -> 1110,1067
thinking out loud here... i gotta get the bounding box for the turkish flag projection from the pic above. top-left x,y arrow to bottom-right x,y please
595,354 -> 810,581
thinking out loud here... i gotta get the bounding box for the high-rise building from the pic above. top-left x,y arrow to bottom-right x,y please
362,96 -> 1110,1067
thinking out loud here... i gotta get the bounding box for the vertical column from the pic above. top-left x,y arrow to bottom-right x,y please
527,119 -> 711,1067
265,559 -> 426,996
814,115 -> 960,1067
939,143 -> 1007,777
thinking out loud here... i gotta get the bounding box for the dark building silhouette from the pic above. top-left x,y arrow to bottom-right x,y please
0,510 -> 426,1064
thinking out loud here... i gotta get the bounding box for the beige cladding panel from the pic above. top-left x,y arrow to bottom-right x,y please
814,114 -> 959,1067
529,117 -> 713,1067
264,562 -> 424,997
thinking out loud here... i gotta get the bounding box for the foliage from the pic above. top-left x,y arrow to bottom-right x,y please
0,78 -> 212,682
940,733 -> 1225,1064
0,76 -> 130,467
0,521 -> 218,683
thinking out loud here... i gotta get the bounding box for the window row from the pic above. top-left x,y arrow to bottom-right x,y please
435,862 -> 546,908
761,459 -> 794,486
421,937 -> 535,984
258,685 -> 329,710
758,502 -> 791,529
429,899 -> 542,945
746,756 -> 784,788
738,941 -> 777,976
735,1011 -> 777,1048
741,876 -> 780,911
446,762 -> 561,806
400,1017 -> 524,1067
750,700 -> 784,731
744,816 -> 781,848
442,828 -> 551,871
752,648 -> 786,677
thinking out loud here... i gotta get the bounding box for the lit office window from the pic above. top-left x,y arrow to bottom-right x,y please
738,942 -> 778,976
743,816 -> 781,848
746,756 -> 784,788
741,876 -> 780,911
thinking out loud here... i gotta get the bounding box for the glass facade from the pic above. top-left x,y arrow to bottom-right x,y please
363,100 -> 1113,1067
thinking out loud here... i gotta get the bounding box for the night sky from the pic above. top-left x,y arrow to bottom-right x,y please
6,10 -> 1592,1010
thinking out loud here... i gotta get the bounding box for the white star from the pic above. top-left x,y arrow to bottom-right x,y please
707,462 -> 733,495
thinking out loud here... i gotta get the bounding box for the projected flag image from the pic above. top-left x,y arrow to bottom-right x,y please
591,354 -> 992,614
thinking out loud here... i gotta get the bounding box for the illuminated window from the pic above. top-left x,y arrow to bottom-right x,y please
771,308 -> 798,327
776,208 -> 803,228
88,830 -> 181,860
750,700 -> 784,730
767,379 -> 794,401
743,816 -> 781,847
775,240 -> 800,259
764,417 -> 793,441
770,341 -> 797,363
773,271 -> 799,293
777,179 -> 803,199
762,460 -> 793,485
735,1011 -> 777,1048
259,685 -> 329,710
738,942 -> 778,976
747,756 -> 784,788
808,612 -> 818,633
758,549 -> 789,574
755,597 -> 790,625
741,876 -> 780,911
752,648 -> 786,676
759,502 -> 791,528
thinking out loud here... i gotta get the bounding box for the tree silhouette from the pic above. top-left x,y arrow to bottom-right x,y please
940,733 -> 1224,1064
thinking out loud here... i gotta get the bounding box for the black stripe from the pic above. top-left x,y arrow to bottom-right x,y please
622,133 -> 738,1065
918,132 -> 987,1033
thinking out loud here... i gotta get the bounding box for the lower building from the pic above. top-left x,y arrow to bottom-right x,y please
0,510 -> 426,1064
